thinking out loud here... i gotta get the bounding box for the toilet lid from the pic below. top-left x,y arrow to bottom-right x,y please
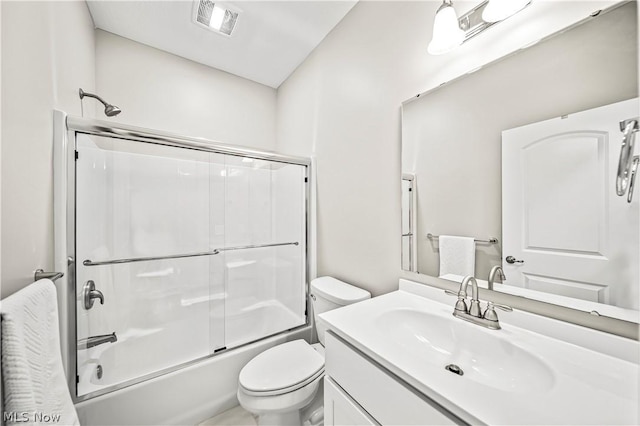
239,340 -> 324,394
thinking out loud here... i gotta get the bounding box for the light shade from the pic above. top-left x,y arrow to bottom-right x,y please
482,0 -> 532,23
427,0 -> 465,55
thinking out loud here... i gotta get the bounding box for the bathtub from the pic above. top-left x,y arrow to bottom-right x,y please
75,324 -> 312,425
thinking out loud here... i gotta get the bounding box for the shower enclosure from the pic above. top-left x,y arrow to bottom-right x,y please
54,113 -> 309,401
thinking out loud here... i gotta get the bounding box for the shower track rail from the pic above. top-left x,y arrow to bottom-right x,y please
82,241 -> 300,267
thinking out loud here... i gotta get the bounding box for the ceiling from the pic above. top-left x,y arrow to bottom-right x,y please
86,1 -> 357,88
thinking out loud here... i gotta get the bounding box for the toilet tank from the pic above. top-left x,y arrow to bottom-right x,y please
310,276 -> 371,345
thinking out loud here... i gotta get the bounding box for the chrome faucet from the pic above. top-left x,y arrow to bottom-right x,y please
487,265 -> 506,291
454,276 -> 482,317
446,275 -> 512,330
78,332 -> 117,350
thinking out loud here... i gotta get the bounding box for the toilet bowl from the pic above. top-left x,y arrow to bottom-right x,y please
236,277 -> 370,426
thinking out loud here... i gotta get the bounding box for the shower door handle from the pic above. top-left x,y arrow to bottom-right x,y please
83,280 -> 104,309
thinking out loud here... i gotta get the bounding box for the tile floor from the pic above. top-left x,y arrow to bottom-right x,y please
199,405 -> 257,426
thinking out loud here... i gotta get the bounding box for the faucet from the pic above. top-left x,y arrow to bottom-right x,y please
446,275 -> 512,330
487,265 -> 506,291
455,276 -> 482,317
78,332 -> 117,350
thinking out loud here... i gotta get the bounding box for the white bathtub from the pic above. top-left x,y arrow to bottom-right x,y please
75,325 -> 312,425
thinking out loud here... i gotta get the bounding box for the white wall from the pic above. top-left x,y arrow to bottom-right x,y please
1,1 -> 96,298
95,30 -> 277,151
276,0 -> 620,296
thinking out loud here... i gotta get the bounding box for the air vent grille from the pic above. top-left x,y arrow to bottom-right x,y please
196,0 -> 215,26
195,0 -> 239,36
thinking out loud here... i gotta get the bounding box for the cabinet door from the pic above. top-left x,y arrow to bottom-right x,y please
324,377 -> 379,426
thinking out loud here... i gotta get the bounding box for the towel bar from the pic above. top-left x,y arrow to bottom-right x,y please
427,233 -> 499,245
34,269 -> 64,282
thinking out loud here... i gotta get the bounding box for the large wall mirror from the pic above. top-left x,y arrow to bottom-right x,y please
401,1 -> 639,323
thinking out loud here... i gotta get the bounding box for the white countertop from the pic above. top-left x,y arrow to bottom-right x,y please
319,283 -> 639,425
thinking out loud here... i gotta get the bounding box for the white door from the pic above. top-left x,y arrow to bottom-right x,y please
502,98 -> 639,310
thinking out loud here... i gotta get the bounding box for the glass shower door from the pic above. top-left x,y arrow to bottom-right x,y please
75,134 -> 224,396
222,156 -> 306,348
73,132 -> 307,398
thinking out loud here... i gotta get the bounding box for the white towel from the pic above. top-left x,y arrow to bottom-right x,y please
438,235 -> 476,277
1,279 -> 80,425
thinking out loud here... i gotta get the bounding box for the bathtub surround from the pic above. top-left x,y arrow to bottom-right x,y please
74,328 -> 311,425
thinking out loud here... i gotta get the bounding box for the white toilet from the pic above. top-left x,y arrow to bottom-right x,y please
237,276 -> 371,426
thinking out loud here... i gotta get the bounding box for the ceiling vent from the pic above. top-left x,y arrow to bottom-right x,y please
194,0 -> 239,37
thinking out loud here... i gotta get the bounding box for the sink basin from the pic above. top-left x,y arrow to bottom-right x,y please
375,308 -> 555,393
319,287 -> 639,425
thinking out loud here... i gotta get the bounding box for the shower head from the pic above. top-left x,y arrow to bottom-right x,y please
79,88 -> 122,117
104,104 -> 122,117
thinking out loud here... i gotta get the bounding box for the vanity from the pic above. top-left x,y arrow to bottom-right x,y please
319,280 -> 639,425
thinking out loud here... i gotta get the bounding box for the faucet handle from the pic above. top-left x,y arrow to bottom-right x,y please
444,289 -> 469,313
493,303 -> 513,312
482,301 -> 513,322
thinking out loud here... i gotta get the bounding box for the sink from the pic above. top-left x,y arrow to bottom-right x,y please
319,287 -> 639,425
375,308 -> 555,393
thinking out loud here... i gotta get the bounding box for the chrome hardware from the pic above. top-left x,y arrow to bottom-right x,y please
616,118 -> 639,197
84,249 -> 221,267
427,233 -> 498,244
446,275 -> 512,330
83,280 -> 104,310
83,241 -> 299,267
78,333 -> 117,350
34,269 -> 64,282
96,365 -> 103,380
445,364 -> 464,376
310,294 -> 316,301
505,256 -> 524,264
627,156 -> 639,203
487,265 -> 506,290
461,276 -> 482,317
482,302 -> 513,328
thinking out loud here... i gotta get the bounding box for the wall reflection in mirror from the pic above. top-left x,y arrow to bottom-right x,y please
401,2 -> 639,322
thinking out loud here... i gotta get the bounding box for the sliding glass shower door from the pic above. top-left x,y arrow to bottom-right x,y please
74,133 -> 306,397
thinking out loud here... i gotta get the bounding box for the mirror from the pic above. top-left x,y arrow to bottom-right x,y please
401,2 -> 639,322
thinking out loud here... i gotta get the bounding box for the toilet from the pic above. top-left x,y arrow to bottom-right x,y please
237,276 -> 371,425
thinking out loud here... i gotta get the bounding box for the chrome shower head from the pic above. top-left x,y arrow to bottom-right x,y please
104,104 -> 121,117
79,88 -> 122,117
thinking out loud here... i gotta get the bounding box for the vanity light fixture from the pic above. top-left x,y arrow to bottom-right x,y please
428,0 -> 533,55
427,0 -> 465,55
194,0 -> 240,36
482,0 -> 532,23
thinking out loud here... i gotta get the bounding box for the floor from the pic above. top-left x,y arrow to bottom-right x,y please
199,405 -> 257,426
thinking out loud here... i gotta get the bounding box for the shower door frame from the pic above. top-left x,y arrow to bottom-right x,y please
53,110 -> 312,402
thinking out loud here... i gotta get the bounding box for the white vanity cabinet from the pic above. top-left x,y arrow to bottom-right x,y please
324,331 -> 463,426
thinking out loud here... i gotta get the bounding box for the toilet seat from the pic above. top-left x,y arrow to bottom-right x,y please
239,340 -> 324,397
